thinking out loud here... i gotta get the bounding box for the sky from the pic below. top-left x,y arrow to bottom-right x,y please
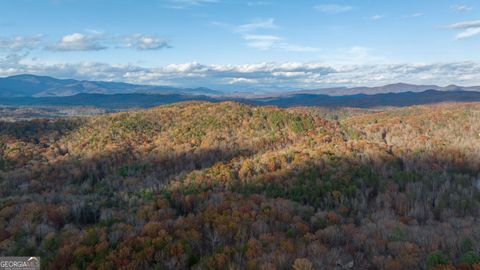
0,0 -> 479,91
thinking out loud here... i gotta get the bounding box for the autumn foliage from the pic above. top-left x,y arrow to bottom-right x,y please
1,101 -> 479,269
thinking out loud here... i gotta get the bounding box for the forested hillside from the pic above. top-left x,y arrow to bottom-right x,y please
1,101 -> 479,270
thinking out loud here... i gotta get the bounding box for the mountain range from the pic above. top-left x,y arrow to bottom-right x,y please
2,74 -> 480,109
2,74 -> 480,98
0,74 -> 222,97
287,83 -> 480,96
2,90 -> 480,109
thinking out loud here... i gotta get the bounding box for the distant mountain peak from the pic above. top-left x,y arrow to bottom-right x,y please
1,74 -> 480,98
0,74 -> 222,98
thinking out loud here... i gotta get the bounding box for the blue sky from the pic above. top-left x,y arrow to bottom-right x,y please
0,0 -> 479,91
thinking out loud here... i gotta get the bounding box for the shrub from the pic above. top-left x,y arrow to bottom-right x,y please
426,251 -> 448,269
461,237 -> 473,253
292,258 -> 314,270
460,251 -> 480,265
389,226 -> 405,241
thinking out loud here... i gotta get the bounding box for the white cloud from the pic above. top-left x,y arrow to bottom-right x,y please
85,28 -> 104,35
225,19 -> 320,52
229,77 -> 258,84
247,1 -> 271,7
241,34 -> 320,52
165,0 -> 219,9
2,54 -> 480,91
370,15 -> 385,21
48,33 -> 107,51
446,20 -> 480,39
406,13 -> 424,18
124,34 -> 171,50
236,18 -> 277,32
275,44 -> 321,53
456,28 -> 480,39
314,4 -> 352,14
452,5 -> 473,12
46,32 -> 171,51
448,20 -> 480,29
0,35 -> 43,51
242,34 -> 282,50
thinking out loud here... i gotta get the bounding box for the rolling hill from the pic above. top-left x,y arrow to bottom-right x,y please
294,82 -> 480,96
249,89 -> 480,108
1,101 -> 479,269
2,89 -> 480,109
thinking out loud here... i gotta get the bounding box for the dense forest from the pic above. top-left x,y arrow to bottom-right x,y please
0,106 -> 106,122
0,101 -> 479,270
